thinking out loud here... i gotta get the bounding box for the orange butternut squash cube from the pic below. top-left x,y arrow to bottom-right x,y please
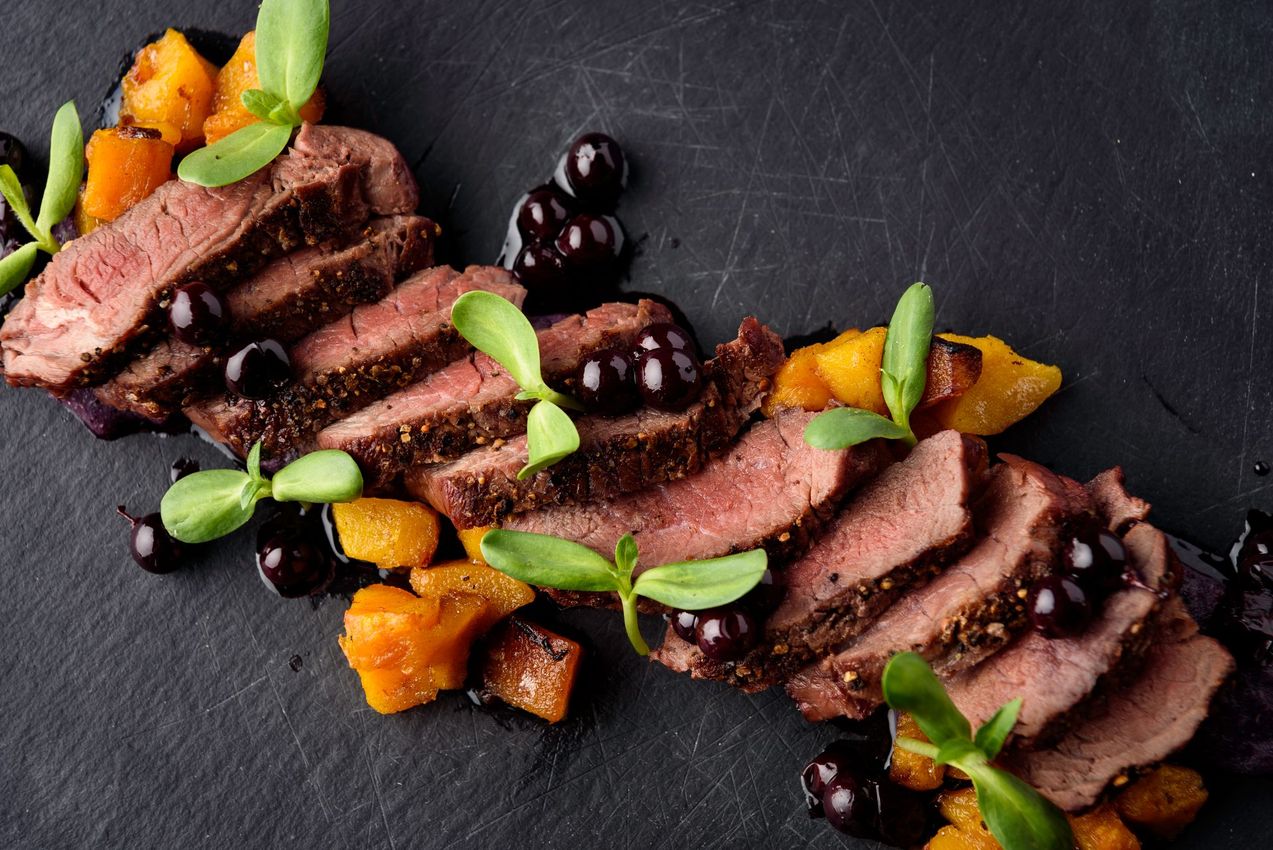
814,327 -> 890,414
926,824 -> 998,850
1114,765 -> 1208,839
120,29 -> 218,150
481,618 -> 583,723
930,334 -> 1062,435
81,128 -> 174,222
331,498 -> 441,569
410,561 -> 535,631
890,713 -> 946,791
203,32 -> 326,145
458,526 -> 493,563
762,330 -> 861,415
935,787 -> 1140,850
422,592 -> 490,691
339,584 -> 444,714
1070,805 -> 1141,850
73,187 -> 104,237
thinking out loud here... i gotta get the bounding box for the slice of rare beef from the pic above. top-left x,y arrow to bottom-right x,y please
505,409 -> 891,607
785,455 -> 1091,721
653,429 -> 988,690
1002,600 -> 1233,811
316,300 -> 672,473
945,520 -> 1175,749
95,214 -> 437,419
1,124 -> 417,390
403,317 -> 785,523
185,266 -> 524,458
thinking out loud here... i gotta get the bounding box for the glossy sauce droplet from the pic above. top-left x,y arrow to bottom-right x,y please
288,654 -> 304,672
1255,461 -> 1270,477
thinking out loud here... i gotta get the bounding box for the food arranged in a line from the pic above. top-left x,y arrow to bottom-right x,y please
0,1 -> 1268,848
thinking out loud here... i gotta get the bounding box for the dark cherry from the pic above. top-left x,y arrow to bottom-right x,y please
821,772 -> 876,837
634,322 -> 694,357
559,132 -> 627,209
168,282 -> 228,345
743,568 -> 783,613
575,346 -> 639,414
516,188 -> 574,241
637,347 -> 703,411
695,606 -> 757,661
554,213 -> 624,273
1029,575 -> 1092,638
225,339 -> 291,399
117,506 -> 182,574
1065,526 -> 1128,596
670,610 -> 699,642
801,742 -> 863,816
512,241 -> 567,289
0,132 -> 27,177
169,457 -> 200,483
1234,513 -> 1273,591
256,518 -> 333,598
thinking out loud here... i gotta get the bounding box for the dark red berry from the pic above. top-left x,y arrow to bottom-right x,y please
512,241 -> 567,289
256,518 -> 333,598
575,346 -> 639,414
169,457 -> 200,483
670,610 -> 698,642
554,213 -> 624,274
695,606 -> 757,660
1030,575 -> 1092,638
821,772 -> 876,837
1066,525 -> 1128,597
634,322 -> 694,357
637,347 -> 703,411
516,188 -> 574,241
743,568 -> 782,613
558,132 -> 627,209
801,742 -> 861,816
225,339 -> 291,399
168,282 -> 228,345
117,506 -> 182,574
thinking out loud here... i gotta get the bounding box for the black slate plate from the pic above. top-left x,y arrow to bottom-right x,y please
2,1 -> 1271,848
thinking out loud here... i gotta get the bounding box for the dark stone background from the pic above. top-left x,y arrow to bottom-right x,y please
1,1 -> 1270,847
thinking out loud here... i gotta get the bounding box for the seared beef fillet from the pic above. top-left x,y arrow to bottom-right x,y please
1003,600 -> 1233,811
317,300 -> 672,473
653,430 -> 988,689
945,521 -> 1174,749
506,410 -> 890,607
786,455 -> 1091,721
94,215 -> 437,419
185,266 -> 524,458
403,317 -> 785,523
2,125 -> 417,390
1086,466 -> 1151,533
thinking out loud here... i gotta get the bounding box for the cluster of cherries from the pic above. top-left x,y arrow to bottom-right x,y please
168,282 -> 291,399
499,132 -> 629,308
800,720 -> 927,845
669,569 -> 780,661
1028,522 -> 1131,638
575,321 -> 704,414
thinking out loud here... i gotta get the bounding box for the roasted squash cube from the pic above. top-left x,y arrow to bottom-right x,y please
481,618 -> 583,723
926,824 -> 998,850
1114,765 -> 1208,839
923,336 -> 984,408
457,526 -> 494,563
814,327 -> 890,414
353,664 -> 439,715
410,561 -> 535,631
762,330 -> 861,415
339,584 -> 444,714
81,128 -> 174,222
890,713 -> 946,791
331,498 -> 441,569
1070,805 -> 1141,850
930,334 -> 1062,435
120,29 -> 218,150
422,592 -> 489,691
203,31 -> 326,145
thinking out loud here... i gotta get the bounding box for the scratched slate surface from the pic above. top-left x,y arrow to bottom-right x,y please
2,0 -> 1272,847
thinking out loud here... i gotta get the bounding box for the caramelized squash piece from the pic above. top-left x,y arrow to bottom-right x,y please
1070,806 -> 1141,850
890,713 -> 946,791
481,618 -> 583,723
339,585 -> 444,714
926,824 -> 999,850
410,561 -> 535,631
81,128 -> 174,222
331,498 -> 441,569
72,187 -> 104,237
1114,765 -> 1208,839
932,787 -> 1142,850
761,329 -> 860,416
457,526 -> 494,564
425,593 -> 490,691
930,334 -> 1062,435
120,29 -> 218,150
203,32 -> 326,144
814,327 -> 890,414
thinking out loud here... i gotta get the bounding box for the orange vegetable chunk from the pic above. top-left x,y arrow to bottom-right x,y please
331,498 -> 441,569
814,326 -> 890,414
934,787 -> 1141,850
890,713 -> 946,791
81,128 -> 174,222
481,618 -> 582,723
761,329 -> 861,416
203,32 -> 326,145
1070,805 -> 1141,850
930,334 -> 1062,435
338,584 -> 444,714
120,29 -> 218,150
1114,765 -> 1208,839
410,561 -> 535,631
457,526 -> 493,563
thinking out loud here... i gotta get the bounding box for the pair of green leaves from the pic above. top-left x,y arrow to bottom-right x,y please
450,290 -> 584,479
178,0 -> 330,187
0,101 -> 83,296
481,529 -> 768,655
803,282 -> 934,451
160,442 -> 362,543
882,653 -> 1075,850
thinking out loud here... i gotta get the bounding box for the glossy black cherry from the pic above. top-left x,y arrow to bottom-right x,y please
559,132 -> 627,209
1065,525 -> 1127,596
695,606 -> 757,660
634,322 -> 694,356
225,339 -> 291,399
168,282 -> 228,345
512,241 -> 567,289
516,188 -> 574,241
821,772 -> 875,837
576,346 -> 639,414
554,213 -> 624,273
1029,575 -> 1091,638
256,516 -> 333,598
670,610 -> 699,642
637,347 -> 703,411
117,506 -> 182,574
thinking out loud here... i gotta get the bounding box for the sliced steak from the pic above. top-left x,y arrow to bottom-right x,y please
946,521 -> 1175,749
94,214 -> 437,419
2,124 -> 417,390
317,300 -> 672,473
653,430 -> 988,689
185,266 -> 524,458
1086,467 -> 1151,534
786,455 -> 1091,721
1003,600 -> 1233,811
403,317 -> 785,523
506,409 -> 891,607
